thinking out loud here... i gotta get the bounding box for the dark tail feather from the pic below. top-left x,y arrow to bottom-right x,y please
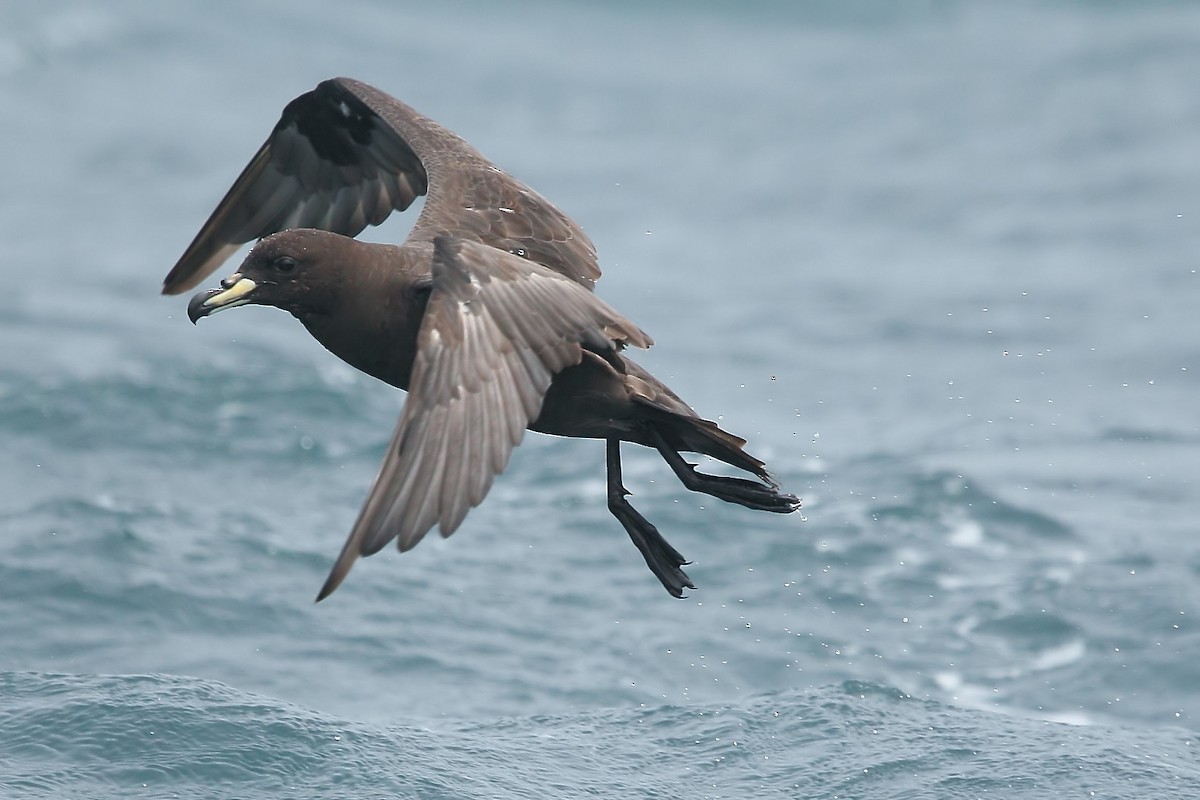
638,402 -> 777,484
644,412 -> 800,514
620,358 -> 791,499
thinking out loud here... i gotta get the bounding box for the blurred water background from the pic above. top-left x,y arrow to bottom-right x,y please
2,1 -> 1199,797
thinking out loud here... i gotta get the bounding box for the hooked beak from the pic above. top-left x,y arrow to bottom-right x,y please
187,273 -> 258,324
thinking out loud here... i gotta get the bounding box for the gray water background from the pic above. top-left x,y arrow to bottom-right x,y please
1,1 -> 1198,796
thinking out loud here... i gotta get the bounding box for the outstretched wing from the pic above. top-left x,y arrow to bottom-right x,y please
163,77 -> 599,295
315,237 -> 650,600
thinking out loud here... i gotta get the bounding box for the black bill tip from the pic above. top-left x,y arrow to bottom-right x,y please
187,288 -> 222,324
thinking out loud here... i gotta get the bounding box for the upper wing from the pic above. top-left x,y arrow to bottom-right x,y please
315,237 -> 650,600
163,77 -> 600,295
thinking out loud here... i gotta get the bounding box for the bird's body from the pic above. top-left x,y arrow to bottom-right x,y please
167,78 -> 799,599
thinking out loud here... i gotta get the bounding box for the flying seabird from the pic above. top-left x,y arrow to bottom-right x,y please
164,77 -> 800,600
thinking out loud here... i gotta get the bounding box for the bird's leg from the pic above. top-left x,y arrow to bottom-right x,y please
606,438 -> 695,597
649,429 -> 801,513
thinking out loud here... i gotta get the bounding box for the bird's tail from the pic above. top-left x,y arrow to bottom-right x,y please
645,405 -> 773,481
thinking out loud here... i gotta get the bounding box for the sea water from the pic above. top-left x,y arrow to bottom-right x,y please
2,1 -> 1198,796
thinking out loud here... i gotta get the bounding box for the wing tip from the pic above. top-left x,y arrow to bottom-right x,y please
314,550 -> 359,602
161,260 -> 198,296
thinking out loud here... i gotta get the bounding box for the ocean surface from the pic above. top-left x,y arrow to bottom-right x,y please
2,1 -> 1199,797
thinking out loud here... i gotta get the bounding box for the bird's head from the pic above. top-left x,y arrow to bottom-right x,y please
187,229 -> 355,323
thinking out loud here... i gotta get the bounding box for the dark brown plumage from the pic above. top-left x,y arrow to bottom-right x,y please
166,77 -> 799,600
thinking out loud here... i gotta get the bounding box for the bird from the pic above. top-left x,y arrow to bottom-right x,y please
164,77 -> 800,601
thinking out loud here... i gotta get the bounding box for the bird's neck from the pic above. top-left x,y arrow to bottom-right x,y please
296,256 -> 427,392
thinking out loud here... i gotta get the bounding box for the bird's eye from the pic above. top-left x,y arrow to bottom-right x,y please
274,256 -> 297,273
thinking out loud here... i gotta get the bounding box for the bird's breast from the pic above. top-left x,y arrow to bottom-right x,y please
298,300 -> 425,392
